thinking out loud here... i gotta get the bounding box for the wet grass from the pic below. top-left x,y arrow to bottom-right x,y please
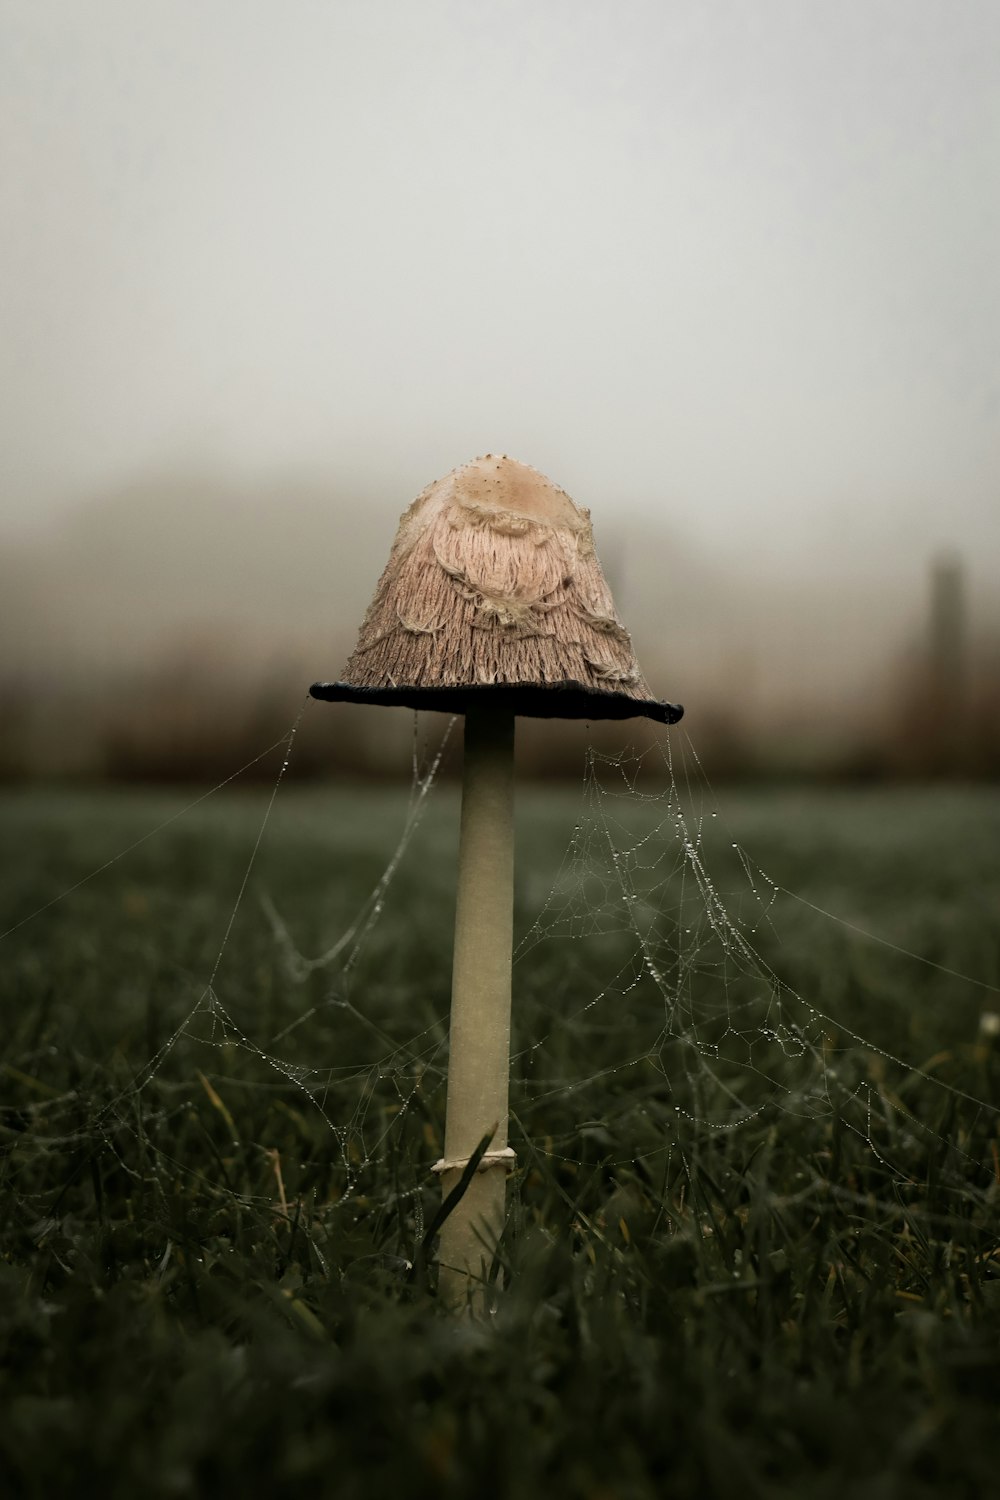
1,777 -> 999,1499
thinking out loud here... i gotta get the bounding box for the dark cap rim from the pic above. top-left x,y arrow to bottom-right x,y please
309,680 -> 684,724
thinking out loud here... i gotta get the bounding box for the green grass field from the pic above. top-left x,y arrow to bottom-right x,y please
2,772 -> 999,1499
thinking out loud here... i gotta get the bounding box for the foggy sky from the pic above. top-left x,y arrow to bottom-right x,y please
2,0 -> 999,584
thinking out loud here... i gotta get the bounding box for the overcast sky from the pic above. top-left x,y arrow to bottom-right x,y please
1,0 -> 998,581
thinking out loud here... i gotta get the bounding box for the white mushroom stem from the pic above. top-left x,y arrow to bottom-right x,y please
437,704 -> 516,1310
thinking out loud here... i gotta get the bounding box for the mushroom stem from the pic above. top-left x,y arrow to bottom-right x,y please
437,704 -> 516,1310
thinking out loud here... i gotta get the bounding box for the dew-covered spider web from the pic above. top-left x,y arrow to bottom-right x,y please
3,702 -> 999,1274
511,737 -> 999,1201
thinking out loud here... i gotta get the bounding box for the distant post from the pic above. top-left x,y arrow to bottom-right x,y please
927,553 -> 967,770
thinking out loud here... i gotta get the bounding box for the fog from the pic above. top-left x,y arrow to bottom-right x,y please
1,2 -> 998,775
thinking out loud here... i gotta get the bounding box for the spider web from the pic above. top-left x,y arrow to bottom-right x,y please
512,737 -> 998,1196
3,706 -> 998,1267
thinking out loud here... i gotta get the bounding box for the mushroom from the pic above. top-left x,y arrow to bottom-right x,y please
311,455 -> 683,1308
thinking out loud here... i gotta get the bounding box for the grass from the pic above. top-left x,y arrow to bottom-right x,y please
1,768 -> 999,1499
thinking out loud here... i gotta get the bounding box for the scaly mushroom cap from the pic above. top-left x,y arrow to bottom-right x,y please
311,455 -> 683,722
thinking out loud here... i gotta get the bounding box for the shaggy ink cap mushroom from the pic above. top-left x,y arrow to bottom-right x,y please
311,455 -> 682,1310
310,455 -> 683,724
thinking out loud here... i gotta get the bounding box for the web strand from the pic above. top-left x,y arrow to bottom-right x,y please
0,721 -> 308,943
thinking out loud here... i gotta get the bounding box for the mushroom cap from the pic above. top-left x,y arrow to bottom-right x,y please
311,455 -> 683,724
